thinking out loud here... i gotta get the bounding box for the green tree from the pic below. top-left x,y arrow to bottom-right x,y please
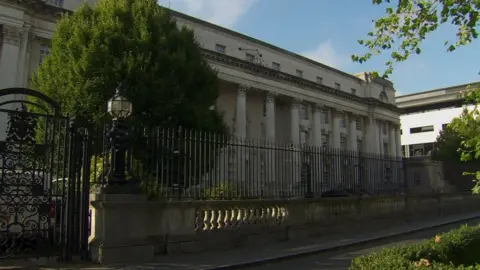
33,0 -> 228,190
431,123 -> 463,162
352,0 -> 479,79
34,0 -> 226,133
353,0 -> 480,193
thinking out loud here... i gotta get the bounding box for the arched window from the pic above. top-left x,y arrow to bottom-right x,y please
299,105 -> 309,120
300,130 -> 308,144
379,92 -> 388,103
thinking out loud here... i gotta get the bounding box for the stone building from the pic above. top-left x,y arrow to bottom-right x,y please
0,0 -> 403,157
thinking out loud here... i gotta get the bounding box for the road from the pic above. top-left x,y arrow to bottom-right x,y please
242,218 -> 480,270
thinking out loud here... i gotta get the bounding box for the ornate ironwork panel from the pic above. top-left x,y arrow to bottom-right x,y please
0,88 -> 84,260
0,105 -> 55,258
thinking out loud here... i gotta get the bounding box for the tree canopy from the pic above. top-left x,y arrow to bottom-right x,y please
431,123 -> 463,162
352,0 -> 479,78
33,0 -> 227,135
355,0 -> 480,193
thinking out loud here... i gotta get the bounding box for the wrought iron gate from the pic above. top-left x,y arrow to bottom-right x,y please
0,88 -> 90,260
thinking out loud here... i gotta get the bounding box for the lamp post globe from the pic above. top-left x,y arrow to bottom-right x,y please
107,88 -> 132,119
105,86 -> 133,192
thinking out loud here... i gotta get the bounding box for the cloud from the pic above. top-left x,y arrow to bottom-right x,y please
162,0 -> 258,28
301,40 -> 350,69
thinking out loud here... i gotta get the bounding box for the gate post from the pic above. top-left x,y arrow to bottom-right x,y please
64,116 -> 92,261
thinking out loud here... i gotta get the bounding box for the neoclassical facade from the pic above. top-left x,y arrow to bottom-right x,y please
0,0 -> 402,156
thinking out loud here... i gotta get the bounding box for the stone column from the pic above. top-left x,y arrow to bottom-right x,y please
332,109 -> 342,149
366,114 -> 380,154
312,104 -> 323,147
234,84 -> 248,185
0,25 -> 22,89
235,84 -> 248,139
265,92 -> 276,193
312,104 -> 324,191
389,122 -> 397,157
290,99 -> 301,145
395,125 -> 402,157
0,26 -> 22,142
265,92 -> 276,142
375,120 -> 382,155
15,25 -> 30,87
290,99 -> 301,189
348,113 -> 357,151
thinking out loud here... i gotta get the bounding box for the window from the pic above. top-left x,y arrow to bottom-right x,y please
356,117 -> 361,131
400,129 -> 403,135
410,125 -> 434,134
334,83 -> 341,90
323,109 -> 329,124
383,142 -> 389,156
340,136 -> 347,150
340,116 -> 346,128
300,131 -> 308,144
45,0 -> 63,7
357,139 -> 362,153
39,45 -> 50,65
246,53 -> 255,62
316,76 -> 323,84
263,99 -> 266,117
379,92 -> 388,102
215,44 -> 226,54
322,133 -> 329,148
413,171 -> 421,186
296,70 -> 303,78
272,62 -> 281,71
382,122 -> 387,135
351,88 -> 356,95
299,105 -> 309,120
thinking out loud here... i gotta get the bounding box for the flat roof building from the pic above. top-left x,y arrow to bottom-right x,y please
396,82 -> 477,157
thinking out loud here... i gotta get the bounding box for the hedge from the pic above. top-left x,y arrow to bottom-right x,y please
350,224 -> 480,269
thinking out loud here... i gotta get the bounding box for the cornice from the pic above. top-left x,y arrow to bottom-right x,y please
201,49 -> 403,114
4,0 -> 66,18
1,25 -> 23,46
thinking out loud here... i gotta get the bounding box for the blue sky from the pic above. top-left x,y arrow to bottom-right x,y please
164,0 -> 479,96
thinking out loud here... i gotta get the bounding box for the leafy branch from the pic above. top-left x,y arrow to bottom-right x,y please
352,0 -> 480,78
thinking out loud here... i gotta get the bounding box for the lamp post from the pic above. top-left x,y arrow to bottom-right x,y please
106,86 -> 133,188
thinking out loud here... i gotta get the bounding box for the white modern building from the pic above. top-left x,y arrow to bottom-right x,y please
0,0 -> 403,157
396,82 -> 478,157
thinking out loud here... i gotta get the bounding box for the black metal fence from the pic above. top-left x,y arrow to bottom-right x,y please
87,126 -> 406,200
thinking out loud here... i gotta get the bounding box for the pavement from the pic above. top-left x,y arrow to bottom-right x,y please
2,212 -> 480,270
244,218 -> 480,270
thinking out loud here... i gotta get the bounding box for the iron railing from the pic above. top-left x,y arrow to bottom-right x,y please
87,126 -> 406,200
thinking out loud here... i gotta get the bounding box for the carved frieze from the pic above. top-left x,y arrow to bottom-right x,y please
2,26 -> 23,46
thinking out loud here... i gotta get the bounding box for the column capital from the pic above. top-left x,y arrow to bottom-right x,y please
349,113 -> 358,123
266,91 -> 277,103
333,108 -> 344,117
313,104 -> 325,112
390,122 -> 401,130
2,25 -> 23,46
291,98 -> 302,109
238,84 -> 250,97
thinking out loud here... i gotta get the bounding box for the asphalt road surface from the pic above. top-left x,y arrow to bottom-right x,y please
242,218 -> 480,270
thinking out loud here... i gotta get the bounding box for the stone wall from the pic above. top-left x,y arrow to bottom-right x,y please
89,193 -> 480,264
404,157 -> 457,194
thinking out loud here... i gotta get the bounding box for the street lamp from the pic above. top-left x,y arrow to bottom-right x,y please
106,86 -> 133,189
107,88 -> 133,119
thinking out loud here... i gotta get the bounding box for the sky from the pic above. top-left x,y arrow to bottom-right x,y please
162,0 -> 480,96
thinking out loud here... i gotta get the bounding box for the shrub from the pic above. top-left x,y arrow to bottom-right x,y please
350,224 -> 480,270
